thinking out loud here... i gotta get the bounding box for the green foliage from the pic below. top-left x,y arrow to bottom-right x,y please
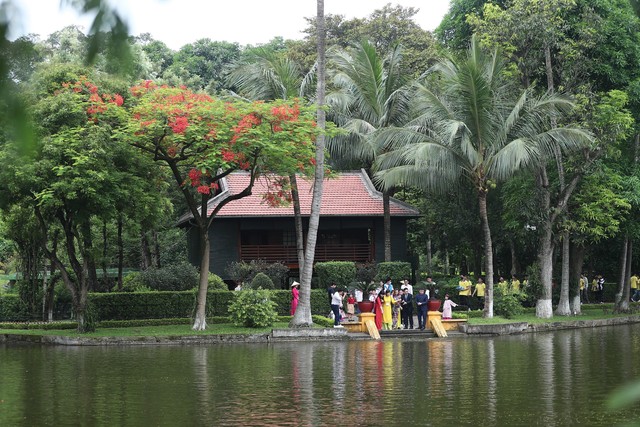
314,261 -> 356,289
494,293 -> 525,319
0,295 -> 30,321
356,262 -> 377,284
225,260 -> 289,289
375,262 -> 411,285
120,272 -> 151,292
139,262 -> 198,291
249,272 -> 275,290
228,289 -> 278,328
207,273 -> 228,291
311,315 -> 333,327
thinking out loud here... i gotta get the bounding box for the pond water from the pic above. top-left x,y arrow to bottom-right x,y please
1,324 -> 640,426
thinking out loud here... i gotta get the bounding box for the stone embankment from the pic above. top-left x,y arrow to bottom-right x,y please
1,316 -> 639,345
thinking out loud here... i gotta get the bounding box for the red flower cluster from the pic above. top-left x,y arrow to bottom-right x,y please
271,104 -> 300,122
188,168 -> 202,187
168,116 -> 189,134
231,113 -> 262,143
60,78 -> 124,120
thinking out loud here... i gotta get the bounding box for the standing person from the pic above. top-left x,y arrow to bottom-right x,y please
383,277 -> 394,293
442,294 -> 457,319
327,282 -> 337,305
401,279 -> 413,295
497,276 -> 509,294
426,276 -> 437,299
597,275 -> 605,303
580,274 -> 590,304
511,275 -> 521,293
382,290 -> 395,330
374,292 -> 384,330
331,288 -> 344,328
473,277 -> 486,308
458,275 -> 472,310
631,273 -> 639,302
290,281 -> 300,316
392,289 -> 402,329
346,293 -> 356,320
415,288 -> 429,330
401,287 -> 414,329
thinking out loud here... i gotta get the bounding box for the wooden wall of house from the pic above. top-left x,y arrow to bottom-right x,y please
373,218 -> 409,262
208,219 -> 241,279
186,216 -> 413,280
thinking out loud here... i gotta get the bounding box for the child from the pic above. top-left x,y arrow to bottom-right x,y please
442,294 -> 457,320
346,293 -> 356,320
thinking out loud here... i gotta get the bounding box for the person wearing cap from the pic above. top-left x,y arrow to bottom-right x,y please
290,281 -> 300,316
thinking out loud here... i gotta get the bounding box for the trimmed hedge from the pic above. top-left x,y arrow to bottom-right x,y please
376,262 -> 411,285
315,261 -> 356,289
0,289 -> 334,322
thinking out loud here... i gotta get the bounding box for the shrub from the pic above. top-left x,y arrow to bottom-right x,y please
494,293 -> 524,319
228,289 -> 278,328
249,272 -> 275,289
356,262 -> 377,285
225,261 -> 254,286
315,261 -> 356,289
375,262 -> 411,286
264,262 -> 289,288
120,272 -> 151,292
140,262 -> 198,291
208,273 -> 229,291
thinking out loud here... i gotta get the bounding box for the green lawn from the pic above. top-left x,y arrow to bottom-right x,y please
467,305 -> 638,325
0,322 -> 294,338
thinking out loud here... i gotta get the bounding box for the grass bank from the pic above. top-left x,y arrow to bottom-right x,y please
466,304 -> 638,325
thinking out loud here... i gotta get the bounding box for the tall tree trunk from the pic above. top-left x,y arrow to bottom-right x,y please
290,0 -> 325,328
479,191 -> 494,318
555,231 -> 571,315
117,215 -> 124,291
291,174 -> 305,273
152,230 -> 161,268
102,220 -> 108,283
426,233 -> 432,275
192,225 -> 210,330
383,190 -> 391,261
509,239 -> 520,276
140,231 -> 152,270
615,236 -> 632,313
570,243 -> 585,314
81,220 -> 98,292
536,168 -> 554,318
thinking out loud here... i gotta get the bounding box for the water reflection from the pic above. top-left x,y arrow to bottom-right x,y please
2,324 -> 640,426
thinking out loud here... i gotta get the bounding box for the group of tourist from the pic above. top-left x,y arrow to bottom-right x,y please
365,278 -> 432,331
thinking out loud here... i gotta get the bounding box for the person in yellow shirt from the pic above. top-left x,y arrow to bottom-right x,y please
472,277 -> 486,308
497,276 -> 509,295
631,274 -> 639,302
382,290 -> 395,330
510,275 -> 521,293
458,275 -> 472,310
580,274 -> 589,303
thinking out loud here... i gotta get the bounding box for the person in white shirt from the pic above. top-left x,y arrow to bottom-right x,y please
401,279 -> 413,296
331,289 -> 344,327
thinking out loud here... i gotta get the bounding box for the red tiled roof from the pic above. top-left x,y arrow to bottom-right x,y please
178,170 -> 419,223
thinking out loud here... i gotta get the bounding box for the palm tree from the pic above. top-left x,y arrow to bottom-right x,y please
327,39 -> 412,261
375,35 -> 590,318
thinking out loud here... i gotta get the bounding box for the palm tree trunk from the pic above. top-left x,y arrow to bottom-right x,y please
555,231 -> 571,315
478,191 -> 494,318
290,0 -> 325,328
290,174 -> 305,273
383,190 -> 391,261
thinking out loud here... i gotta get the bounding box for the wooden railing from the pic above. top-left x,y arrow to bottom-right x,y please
240,244 -> 373,264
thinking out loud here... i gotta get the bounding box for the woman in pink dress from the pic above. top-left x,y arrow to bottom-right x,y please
290,281 -> 300,315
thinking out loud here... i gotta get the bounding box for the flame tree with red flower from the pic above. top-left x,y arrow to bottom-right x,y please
123,82 -> 322,330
